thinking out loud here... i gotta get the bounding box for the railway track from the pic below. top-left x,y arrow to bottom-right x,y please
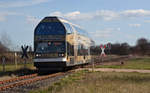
0,72 -> 65,92
0,74 -> 38,85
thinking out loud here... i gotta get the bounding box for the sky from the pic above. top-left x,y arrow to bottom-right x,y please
0,0 -> 150,50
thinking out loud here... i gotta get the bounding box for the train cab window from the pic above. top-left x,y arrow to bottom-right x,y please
41,25 -> 45,29
35,22 -> 66,35
48,26 -> 52,30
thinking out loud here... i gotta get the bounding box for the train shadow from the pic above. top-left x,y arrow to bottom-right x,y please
0,68 -> 37,77
37,71 -> 59,75
37,67 -> 73,76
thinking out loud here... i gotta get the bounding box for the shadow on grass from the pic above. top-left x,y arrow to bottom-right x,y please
0,68 -> 37,76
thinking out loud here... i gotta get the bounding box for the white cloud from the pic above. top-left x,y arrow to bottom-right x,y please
50,10 -> 119,21
93,30 -> 112,38
50,11 -> 63,17
26,15 -> 40,25
66,11 -> 80,17
95,10 -> 119,21
0,15 -> 6,22
50,11 -> 93,20
90,28 -> 120,38
117,28 -> 121,31
0,12 -> 20,22
50,9 -> 150,21
0,11 -> 40,25
120,9 -> 150,18
125,34 -> 136,39
128,24 -> 141,27
0,0 -> 49,8
144,20 -> 150,23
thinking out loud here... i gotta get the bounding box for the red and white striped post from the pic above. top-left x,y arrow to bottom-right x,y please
100,44 -> 106,62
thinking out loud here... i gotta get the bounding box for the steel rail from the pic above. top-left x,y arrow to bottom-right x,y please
0,74 -> 38,85
0,72 -> 64,91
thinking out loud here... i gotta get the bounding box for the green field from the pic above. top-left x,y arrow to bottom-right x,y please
96,57 -> 150,70
30,70 -> 150,93
0,63 -> 35,72
0,63 -> 35,77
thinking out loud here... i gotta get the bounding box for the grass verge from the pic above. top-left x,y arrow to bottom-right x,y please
30,70 -> 150,93
96,57 -> 150,70
0,63 -> 35,72
0,63 -> 35,76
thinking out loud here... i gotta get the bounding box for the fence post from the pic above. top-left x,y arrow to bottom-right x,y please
15,52 -> 18,69
92,58 -> 94,72
2,57 -> 6,72
24,58 -> 27,68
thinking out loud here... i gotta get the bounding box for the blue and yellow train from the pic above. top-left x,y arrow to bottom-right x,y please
34,16 -> 94,71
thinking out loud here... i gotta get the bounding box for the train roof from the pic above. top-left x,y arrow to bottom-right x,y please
35,16 -> 94,46
38,16 -> 93,40
43,16 -> 83,29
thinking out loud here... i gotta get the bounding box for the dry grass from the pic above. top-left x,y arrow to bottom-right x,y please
31,70 -> 150,93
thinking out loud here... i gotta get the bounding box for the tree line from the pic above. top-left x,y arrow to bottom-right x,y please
1,37 -> 150,56
91,38 -> 150,56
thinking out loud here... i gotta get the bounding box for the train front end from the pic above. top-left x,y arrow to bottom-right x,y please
34,17 -> 67,71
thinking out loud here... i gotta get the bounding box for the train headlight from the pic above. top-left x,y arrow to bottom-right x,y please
36,54 -> 41,57
61,54 -> 64,57
58,53 -> 65,57
36,54 -> 39,57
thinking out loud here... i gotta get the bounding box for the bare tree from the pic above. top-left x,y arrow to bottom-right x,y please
0,41 -> 8,53
0,32 -> 12,51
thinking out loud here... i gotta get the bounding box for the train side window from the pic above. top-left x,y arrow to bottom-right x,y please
63,23 -> 73,34
78,44 -> 88,56
67,42 -> 74,56
73,26 -> 89,37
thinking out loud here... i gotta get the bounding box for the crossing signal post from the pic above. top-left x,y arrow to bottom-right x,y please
100,44 -> 106,62
21,45 -> 29,68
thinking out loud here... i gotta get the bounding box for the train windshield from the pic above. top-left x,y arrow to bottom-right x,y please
35,42 -> 65,53
35,22 -> 66,35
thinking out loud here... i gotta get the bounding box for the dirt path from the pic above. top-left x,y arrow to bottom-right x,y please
88,68 -> 150,73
